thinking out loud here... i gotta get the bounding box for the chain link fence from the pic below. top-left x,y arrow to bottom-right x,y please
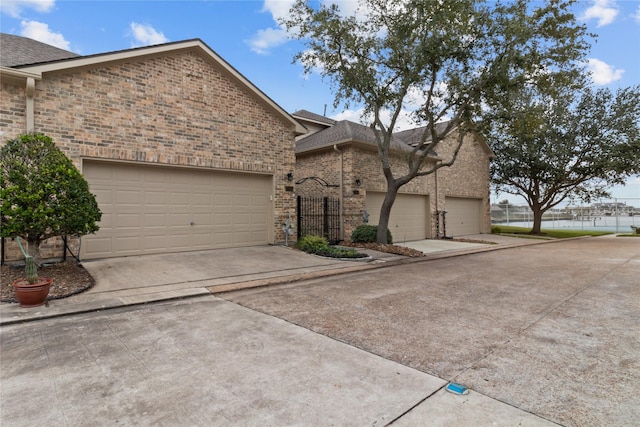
491,198 -> 640,233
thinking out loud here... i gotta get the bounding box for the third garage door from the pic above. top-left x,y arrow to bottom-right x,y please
366,192 -> 429,242
444,197 -> 482,236
81,161 -> 272,259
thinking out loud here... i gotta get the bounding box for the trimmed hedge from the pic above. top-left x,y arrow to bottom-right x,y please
351,225 -> 393,244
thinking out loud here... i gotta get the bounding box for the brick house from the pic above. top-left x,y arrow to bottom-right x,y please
1,34 -> 304,262
292,110 -> 493,242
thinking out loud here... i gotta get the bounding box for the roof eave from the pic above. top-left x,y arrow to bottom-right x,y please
0,66 -> 42,85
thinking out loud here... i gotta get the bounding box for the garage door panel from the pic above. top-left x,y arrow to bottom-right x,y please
144,213 -> 167,227
82,161 -> 272,259
445,197 -> 481,236
117,190 -> 143,205
366,192 -> 430,241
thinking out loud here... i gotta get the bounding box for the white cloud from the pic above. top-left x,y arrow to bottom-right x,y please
634,5 -> 640,24
587,58 -> 624,85
262,0 -> 296,22
20,20 -> 70,50
245,0 -> 295,55
247,27 -> 289,55
0,0 -> 54,18
580,0 -> 619,27
251,0 -> 371,55
129,22 -> 169,47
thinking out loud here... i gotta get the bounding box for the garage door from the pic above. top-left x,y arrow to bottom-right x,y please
81,161 -> 272,259
366,192 -> 429,242
444,197 -> 482,236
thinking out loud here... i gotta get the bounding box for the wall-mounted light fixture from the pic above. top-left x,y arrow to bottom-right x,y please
286,172 -> 294,182
355,178 -> 362,187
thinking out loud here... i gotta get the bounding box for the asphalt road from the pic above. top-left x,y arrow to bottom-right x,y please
220,235 -> 640,426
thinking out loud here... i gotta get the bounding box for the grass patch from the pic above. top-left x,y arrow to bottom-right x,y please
492,225 -> 613,238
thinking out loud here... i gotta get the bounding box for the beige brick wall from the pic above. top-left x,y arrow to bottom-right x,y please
436,132 -> 492,233
1,50 -> 297,262
295,129 -> 491,241
0,83 -> 27,137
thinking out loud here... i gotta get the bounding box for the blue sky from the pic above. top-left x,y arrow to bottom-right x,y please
1,0 -> 639,204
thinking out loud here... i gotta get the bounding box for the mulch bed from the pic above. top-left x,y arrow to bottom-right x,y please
341,242 -> 427,257
1,261 -> 94,303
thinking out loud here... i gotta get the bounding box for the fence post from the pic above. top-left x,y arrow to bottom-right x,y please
323,197 -> 329,239
297,195 -> 302,240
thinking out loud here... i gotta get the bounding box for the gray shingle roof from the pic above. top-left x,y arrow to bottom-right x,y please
292,109 -> 337,126
296,117 -> 448,155
0,33 -> 79,67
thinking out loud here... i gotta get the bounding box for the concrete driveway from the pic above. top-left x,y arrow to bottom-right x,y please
219,235 -> 640,426
1,235 -> 637,425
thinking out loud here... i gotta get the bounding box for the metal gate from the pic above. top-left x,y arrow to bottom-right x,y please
297,196 -> 341,243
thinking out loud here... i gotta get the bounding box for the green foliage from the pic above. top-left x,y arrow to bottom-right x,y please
297,234 -> 330,253
0,133 -> 102,259
297,234 -> 366,258
486,83 -> 640,233
283,0 -> 592,243
351,225 -> 393,244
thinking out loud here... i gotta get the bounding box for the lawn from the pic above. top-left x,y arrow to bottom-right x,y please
491,225 -> 614,239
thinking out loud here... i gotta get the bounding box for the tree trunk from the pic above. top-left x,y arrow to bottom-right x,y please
376,184 -> 399,243
531,206 -> 544,235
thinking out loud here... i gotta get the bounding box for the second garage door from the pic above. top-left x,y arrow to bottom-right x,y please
444,197 -> 482,236
81,161 -> 272,259
366,192 -> 429,242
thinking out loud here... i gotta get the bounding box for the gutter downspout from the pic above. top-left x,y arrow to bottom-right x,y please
26,77 -> 36,132
333,145 -> 344,240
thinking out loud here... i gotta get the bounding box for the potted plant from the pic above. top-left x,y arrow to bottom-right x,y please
1,133 -> 102,306
11,238 -> 52,307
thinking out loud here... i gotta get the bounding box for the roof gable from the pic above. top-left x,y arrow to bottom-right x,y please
296,119 -> 440,155
10,37 -> 305,134
296,115 -> 493,158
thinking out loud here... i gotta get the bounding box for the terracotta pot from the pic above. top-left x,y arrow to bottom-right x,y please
12,277 -> 53,308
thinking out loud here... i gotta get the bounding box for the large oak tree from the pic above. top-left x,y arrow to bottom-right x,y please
484,83 -> 640,234
283,0 -> 591,243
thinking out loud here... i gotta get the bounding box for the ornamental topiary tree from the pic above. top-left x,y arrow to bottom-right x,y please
0,133 -> 102,264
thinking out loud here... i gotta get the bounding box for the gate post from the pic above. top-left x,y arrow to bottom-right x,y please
297,195 -> 302,240
323,197 -> 329,239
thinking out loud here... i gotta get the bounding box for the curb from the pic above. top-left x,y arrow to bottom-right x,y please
0,237 -> 575,326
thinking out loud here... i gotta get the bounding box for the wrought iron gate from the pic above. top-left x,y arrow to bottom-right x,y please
297,196 -> 341,243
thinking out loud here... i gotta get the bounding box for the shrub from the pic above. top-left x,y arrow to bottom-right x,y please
0,133 -> 102,262
297,235 -> 367,258
297,235 -> 330,253
351,225 -> 392,244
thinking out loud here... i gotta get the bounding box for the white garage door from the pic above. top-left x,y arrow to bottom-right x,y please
445,197 -> 482,236
366,192 -> 429,242
81,161 -> 272,259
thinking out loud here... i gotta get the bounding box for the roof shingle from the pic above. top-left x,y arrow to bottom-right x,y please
0,33 -> 79,67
